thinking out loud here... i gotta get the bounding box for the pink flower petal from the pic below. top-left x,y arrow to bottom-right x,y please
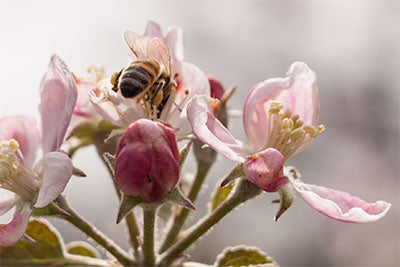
0,208 -> 31,247
73,79 -> 96,118
34,152 -> 73,208
39,55 -> 78,153
164,26 -> 184,68
0,115 -> 39,166
0,191 -> 18,216
89,86 -> 143,128
187,96 -> 245,163
244,148 -> 288,192
162,62 -> 210,136
115,119 -> 179,202
144,20 -> 184,70
243,62 -> 319,150
292,180 -> 391,223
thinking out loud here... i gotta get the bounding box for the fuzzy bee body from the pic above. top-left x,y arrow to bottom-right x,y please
112,58 -> 162,99
111,32 -> 176,115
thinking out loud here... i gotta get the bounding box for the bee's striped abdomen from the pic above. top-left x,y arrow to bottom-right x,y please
119,58 -> 161,98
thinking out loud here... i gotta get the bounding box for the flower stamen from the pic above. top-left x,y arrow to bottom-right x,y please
0,139 -> 37,201
264,102 -> 324,162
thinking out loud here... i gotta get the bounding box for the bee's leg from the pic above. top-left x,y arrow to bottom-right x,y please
150,81 -> 165,105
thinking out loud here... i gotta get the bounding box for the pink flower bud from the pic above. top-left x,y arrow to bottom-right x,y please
207,75 -> 225,100
115,119 -> 179,202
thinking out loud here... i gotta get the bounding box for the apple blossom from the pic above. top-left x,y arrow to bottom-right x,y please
0,55 -> 79,246
187,62 -> 390,222
89,21 -> 210,137
115,119 -> 179,202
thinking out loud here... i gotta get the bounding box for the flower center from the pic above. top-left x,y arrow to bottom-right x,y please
0,139 -> 38,201
263,101 -> 325,162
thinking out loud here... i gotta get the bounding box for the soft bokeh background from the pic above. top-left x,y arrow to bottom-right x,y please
0,0 -> 399,266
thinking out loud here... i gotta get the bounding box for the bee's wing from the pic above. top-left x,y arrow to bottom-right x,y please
147,37 -> 171,75
124,31 -> 149,58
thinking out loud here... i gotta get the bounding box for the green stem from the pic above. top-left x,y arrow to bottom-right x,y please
96,143 -> 141,257
57,196 -> 135,266
157,178 -> 262,265
142,207 -> 156,266
159,161 -> 213,253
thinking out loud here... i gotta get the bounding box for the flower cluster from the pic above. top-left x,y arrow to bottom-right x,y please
0,20 -> 391,267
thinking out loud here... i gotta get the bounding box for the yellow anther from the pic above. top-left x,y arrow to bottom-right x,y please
270,101 -> 284,109
9,139 -> 19,151
318,124 -> 326,132
282,118 -> 294,129
282,109 -> 291,119
268,106 -> 282,115
303,125 -> 319,138
289,128 -> 305,140
294,120 -> 304,129
292,114 -> 299,124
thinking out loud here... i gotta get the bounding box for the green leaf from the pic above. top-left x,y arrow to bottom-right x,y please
215,246 -> 277,267
0,219 -> 108,266
210,179 -> 236,211
66,241 -> 100,258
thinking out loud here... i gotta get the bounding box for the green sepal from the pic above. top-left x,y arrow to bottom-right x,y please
31,201 -> 70,218
220,163 -> 245,187
210,179 -> 236,212
215,245 -> 277,267
179,140 -> 193,172
116,194 -> 143,224
165,187 -> 195,210
273,183 -> 295,221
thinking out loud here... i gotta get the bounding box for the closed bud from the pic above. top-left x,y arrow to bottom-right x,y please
115,119 -> 179,202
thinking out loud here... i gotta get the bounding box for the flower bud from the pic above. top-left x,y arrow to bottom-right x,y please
115,119 -> 179,202
207,75 -> 225,100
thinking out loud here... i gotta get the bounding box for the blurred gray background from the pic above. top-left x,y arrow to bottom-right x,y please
0,0 -> 399,266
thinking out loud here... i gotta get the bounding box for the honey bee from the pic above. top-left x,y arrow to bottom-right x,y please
111,31 -> 176,112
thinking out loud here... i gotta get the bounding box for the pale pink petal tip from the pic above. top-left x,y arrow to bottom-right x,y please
244,148 -> 288,192
187,96 -> 245,163
39,55 -> 77,153
34,152 -> 73,208
292,181 -> 391,223
0,209 -> 31,247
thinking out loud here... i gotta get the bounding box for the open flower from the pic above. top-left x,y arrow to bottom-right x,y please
115,119 -> 179,202
187,62 -> 390,222
0,55 -> 79,246
89,21 -> 209,137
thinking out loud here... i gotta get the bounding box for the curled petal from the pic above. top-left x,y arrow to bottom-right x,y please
243,62 -> 319,150
115,119 -> 179,202
34,152 -> 73,208
292,180 -> 391,223
244,148 -> 288,192
0,208 -> 31,247
0,115 -> 40,166
39,55 -> 78,153
162,62 -> 210,136
187,96 -> 245,162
